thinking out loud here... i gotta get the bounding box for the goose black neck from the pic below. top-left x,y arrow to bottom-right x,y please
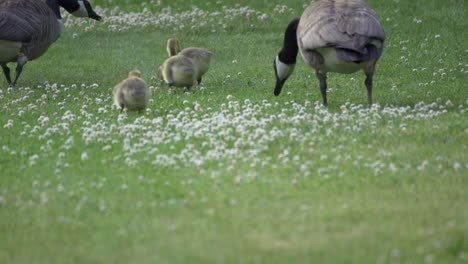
46,0 -> 61,19
58,0 -> 80,13
278,17 -> 300,65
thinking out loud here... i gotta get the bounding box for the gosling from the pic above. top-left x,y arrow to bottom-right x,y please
159,55 -> 198,90
273,0 -> 385,107
113,69 -> 150,113
166,38 -> 213,85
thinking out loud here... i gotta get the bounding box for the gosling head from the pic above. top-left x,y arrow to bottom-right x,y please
56,0 -> 102,21
128,69 -> 142,78
166,38 -> 181,57
113,70 -> 149,113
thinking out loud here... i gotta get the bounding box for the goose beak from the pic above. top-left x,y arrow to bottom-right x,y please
273,58 -> 285,96
88,12 -> 101,21
274,80 -> 285,96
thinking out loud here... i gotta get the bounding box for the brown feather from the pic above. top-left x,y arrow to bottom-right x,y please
298,0 -> 384,54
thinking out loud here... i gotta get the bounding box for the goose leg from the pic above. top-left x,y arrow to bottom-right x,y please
11,55 -> 29,87
197,78 -> 202,85
364,63 -> 376,107
316,70 -> 328,106
365,73 -> 373,107
1,63 -> 11,85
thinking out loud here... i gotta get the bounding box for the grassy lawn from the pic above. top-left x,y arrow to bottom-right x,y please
0,0 -> 467,263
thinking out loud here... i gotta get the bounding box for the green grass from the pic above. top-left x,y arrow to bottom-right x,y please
0,0 -> 467,263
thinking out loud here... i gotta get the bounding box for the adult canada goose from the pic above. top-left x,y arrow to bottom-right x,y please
160,55 -> 198,90
113,69 -> 150,113
273,0 -> 385,106
165,38 -> 213,85
0,0 -> 101,87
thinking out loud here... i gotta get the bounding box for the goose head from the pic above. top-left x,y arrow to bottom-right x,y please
62,0 -> 102,20
46,0 -> 102,21
273,18 -> 299,96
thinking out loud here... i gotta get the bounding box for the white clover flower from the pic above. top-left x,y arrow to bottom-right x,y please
3,119 -> 13,129
28,154 -> 39,166
99,199 -> 107,212
40,192 -> 48,205
81,152 -> 89,161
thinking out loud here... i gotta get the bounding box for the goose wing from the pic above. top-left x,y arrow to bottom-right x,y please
0,12 -> 36,42
298,0 -> 385,53
0,1 -> 56,42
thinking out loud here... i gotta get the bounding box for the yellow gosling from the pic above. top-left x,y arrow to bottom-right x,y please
113,69 -> 150,113
179,47 -> 213,85
160,55 -> 198,90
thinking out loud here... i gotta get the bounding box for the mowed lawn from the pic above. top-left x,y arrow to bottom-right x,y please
0,0 -> 467,263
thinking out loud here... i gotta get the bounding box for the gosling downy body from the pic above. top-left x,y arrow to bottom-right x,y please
163,38 -> 213,85
179,47 -> 213,85
160,55 -> 198,90
113,69 -> 150,113
0,0 -> 101,87
273,0 -> 385,106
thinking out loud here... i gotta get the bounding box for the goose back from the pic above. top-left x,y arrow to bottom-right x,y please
298,0 -> 384,62
0,0 -> 61,61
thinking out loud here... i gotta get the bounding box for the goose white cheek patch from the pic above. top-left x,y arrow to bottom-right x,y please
71,1 -> 88,17
275,56 -> 295,80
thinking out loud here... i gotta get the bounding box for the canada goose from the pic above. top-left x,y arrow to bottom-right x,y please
164,38 -> 213,85
0,0 -> 101,87
160,55 -> 198,90
113,69 -> 150,113
273,0 -> 385,106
